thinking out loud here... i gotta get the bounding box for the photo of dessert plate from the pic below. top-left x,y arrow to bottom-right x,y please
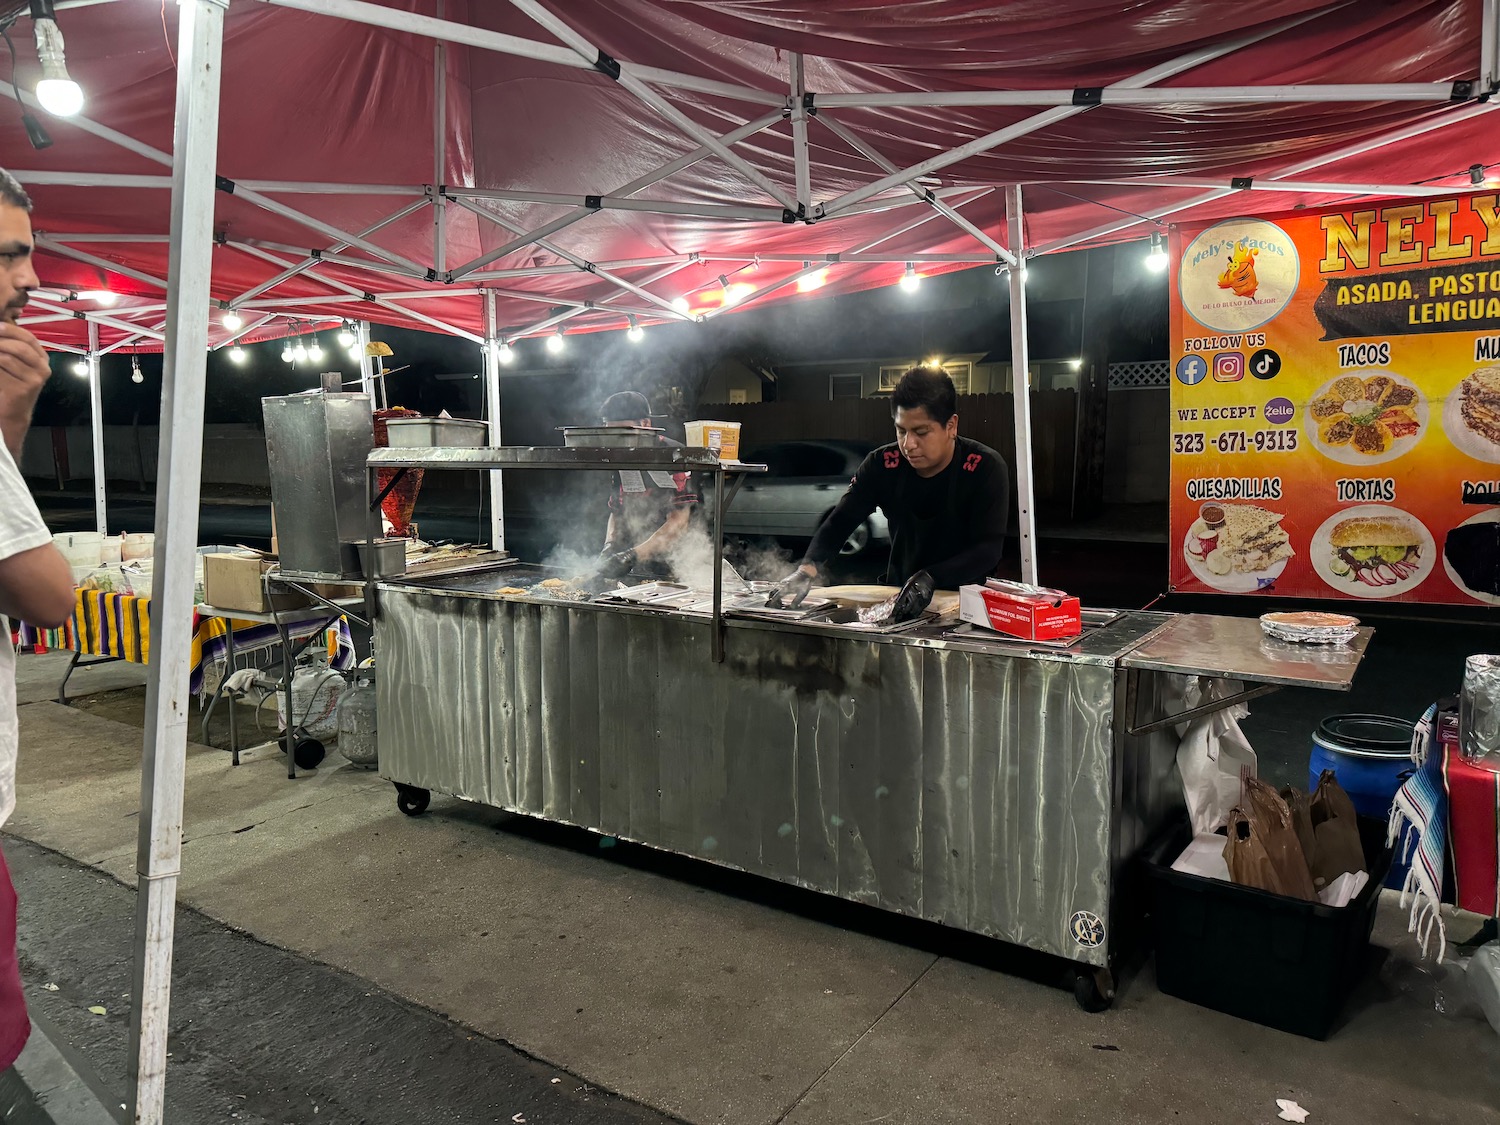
1182,502 -> 1293,593
1309,504 -> 1435,599
1442,367 -> 1500,464
1302,370 -> 1427,466
1443,508 -> 1500,605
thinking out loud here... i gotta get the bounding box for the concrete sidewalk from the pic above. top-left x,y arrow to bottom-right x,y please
8,652 -> 1500,1125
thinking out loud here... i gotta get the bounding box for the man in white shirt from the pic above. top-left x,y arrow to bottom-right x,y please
0,167 -> 76,1075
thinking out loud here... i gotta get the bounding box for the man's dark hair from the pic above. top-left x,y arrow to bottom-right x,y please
0,168 -> 32,212
891,366 -> 957,425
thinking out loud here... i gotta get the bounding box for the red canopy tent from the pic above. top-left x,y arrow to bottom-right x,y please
3,2 -> 1499,1121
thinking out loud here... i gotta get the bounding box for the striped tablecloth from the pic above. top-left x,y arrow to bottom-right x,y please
14,590 -> 355,695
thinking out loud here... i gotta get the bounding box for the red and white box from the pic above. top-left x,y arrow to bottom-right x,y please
959,579 -> 1082,641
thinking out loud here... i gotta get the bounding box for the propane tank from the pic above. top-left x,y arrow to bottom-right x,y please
337,659 -> 378,769
278,665 -> 345,741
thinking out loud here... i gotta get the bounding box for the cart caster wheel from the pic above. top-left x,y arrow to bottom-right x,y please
395,785 -> 430,817
293,738 -> 326,771
1073,969 -> 1114,1013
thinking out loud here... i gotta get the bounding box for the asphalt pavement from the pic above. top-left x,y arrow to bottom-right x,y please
8,835 -> 680,1125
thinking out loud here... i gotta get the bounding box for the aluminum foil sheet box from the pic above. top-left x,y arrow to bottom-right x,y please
959,581 -> 1082,641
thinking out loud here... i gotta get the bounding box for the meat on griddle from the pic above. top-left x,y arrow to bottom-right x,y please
1445,521 -> 1500,596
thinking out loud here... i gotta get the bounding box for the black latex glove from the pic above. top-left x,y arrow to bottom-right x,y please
767,567 -> 814,608
595,548 -> 638,581
890,569 -> 935,623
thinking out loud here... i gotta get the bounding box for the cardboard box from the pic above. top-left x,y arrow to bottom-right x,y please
959,581 -> 1082,641
684,420 -> 741,461
203,551 -> 309,614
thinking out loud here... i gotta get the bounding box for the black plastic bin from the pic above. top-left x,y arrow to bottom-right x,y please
1144,815 -> 1392,1039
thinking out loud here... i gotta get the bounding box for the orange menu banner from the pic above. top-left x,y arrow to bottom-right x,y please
1169,192 -> 1500,606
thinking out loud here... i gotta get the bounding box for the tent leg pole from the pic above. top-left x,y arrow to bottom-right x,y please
86,321 -> 106,535
126,2 -> 227,1122
1005,184 -> 1039,586
483,291 -> 505,552
356,320 -> 376,404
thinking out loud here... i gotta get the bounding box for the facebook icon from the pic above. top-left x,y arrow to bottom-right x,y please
1176,354 -> 1208,386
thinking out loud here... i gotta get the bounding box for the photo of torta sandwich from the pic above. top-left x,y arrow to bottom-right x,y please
1310,505 -> 1435,599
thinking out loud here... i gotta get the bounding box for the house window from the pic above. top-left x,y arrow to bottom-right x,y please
878,361 -> 972,394
829,373 -> 863,399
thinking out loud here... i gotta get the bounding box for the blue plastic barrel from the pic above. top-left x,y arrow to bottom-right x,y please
1309,714 -> 1415,890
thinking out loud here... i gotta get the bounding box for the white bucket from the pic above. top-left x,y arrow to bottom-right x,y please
122,533 -> 154,562
101,536 -> 123,564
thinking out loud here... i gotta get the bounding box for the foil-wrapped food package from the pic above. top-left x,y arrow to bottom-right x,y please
1460,654 -> 1500,768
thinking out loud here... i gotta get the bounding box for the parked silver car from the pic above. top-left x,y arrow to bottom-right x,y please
724,440 -> 890,556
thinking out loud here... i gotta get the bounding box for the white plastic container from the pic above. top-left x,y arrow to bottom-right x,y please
122,533 -> 154,562
101,536 -> 123,564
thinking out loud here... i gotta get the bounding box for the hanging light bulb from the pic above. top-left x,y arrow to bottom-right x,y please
71,357 -> 88,376
228,346 -> 246,364
626,316 -> 644,342
337,324 -> 356,348
497,341 -> 515,364
308,338 -> 325,363
1146,230 -> 1169,273
796,266 -> 828,293
546,328 -> 566,354
31,3 -> 84,118
293,342 -> 308,362
221,310 -> 243,331
80,290 -> 116,306
899,264 -> 921,293
670,296 -> 691,314
281,343 -> 294,362
129,355 -> 143,385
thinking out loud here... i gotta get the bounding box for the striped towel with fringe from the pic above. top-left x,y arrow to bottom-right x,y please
1388,703 -> 1448,962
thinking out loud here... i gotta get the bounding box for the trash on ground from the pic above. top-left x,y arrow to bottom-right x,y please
1277,1099 -> 1310,1122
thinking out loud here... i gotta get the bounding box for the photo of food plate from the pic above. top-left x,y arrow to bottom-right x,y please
1309,505 -> 1435,598
1442,366 -> 1500,464
1442,508 -> 1500,605
1302,370 -> 1427,466
1182,501 -> 1294,593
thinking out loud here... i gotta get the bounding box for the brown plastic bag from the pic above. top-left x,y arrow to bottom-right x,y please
1222,776 -> 1318,901
1281,784 -> 1317,867
1307,769 -> 1367,889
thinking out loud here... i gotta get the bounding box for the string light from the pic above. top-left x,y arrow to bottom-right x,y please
293,341 -> 308,362
626,316 -> 644,342
308,338 -> 324,363
130,355 -> 143,384
221,310 -> 242,331
546,327 -> 566,354
71,357 -> 88,376
671,296 -> 691,314
899,264 -> 921,293
497,341 -> 514,364
31,2 -> 84,118
337,324 -> 356,347
281,342 -> 294,362
1146,230 -> 1168,272
228,346 -> 246,364
79,290 -> 116,306
797,266 -> 828,293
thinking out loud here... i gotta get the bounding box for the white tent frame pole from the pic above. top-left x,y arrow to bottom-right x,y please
432,0 -> 447,274
815,82 -> 1460,109
211,312 -> 277,349
237,288 -> 483,310
789,53 -> 811,216
356,319 -> 376,399
496,261 -> 692,337
505,0 -> 797,211
465,255 -> 690,280
447,195 -> 694,321
1064,176 -> 1487,196
444,189 -> 787,223
1487,0 -> 1500,92
86,320 -> 106,535
99,332 -> 153,357
16,313 -> 75,326
1032,101 -> 1496,255
1005,185 -> 1038,586
25,299 -> 168,341
227,238 -> 428,280
34,237 -> 170,290
699,251 -> 1002,263
815,10 -> 1330,220
252,0 -> 785,105
483,289 -> 505,551
126,2 -> 227,1122
12,170 -> 424,195
445,110 -> 783,280
815,115 -> 1014,263
26,234 -> 172,243
231,198 -> 432,303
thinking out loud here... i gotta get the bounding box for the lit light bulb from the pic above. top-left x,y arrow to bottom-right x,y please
281,344 -> 294,362
546,329 -> 565,354
900,264 -> 921,293
723,282 -> 754,306
81,290 -> 116,307
1146,231 -> 1168,273
228,346 -> 246,364
796,268 -> 828,293
338,327 -> 356,347
131,369 -> 143,385
308,342 -> 324,363
348,346 -> 362,363
627,324 -> 644,342
926,356 -> 942,370
293,343 -> 308,362
1068,358 -> 1083,370
222,311 -> 243,331
71,358 -> 89,376
33,17 -> 84,117
497,342 -> 515,364
670,296 -> 691,314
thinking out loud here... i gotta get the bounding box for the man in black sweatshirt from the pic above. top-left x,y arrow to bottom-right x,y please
771,366 -> 1010,622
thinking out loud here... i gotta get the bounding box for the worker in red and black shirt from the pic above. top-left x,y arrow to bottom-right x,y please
595,391 -> 700,580
772,367 -> 1010,621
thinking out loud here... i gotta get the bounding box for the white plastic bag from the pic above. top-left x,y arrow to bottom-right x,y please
1173,677 -> 1258,836
1469,940 -> 1500,1036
